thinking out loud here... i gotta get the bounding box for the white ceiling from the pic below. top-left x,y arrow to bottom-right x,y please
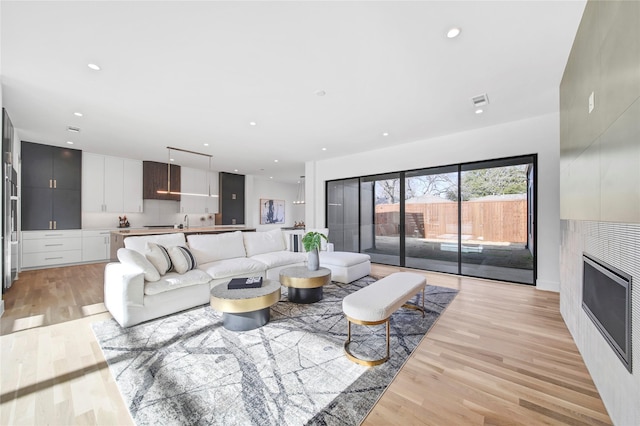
1,1 -> 585,183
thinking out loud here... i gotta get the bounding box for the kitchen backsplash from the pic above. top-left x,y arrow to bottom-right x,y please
82,199 -> 183,229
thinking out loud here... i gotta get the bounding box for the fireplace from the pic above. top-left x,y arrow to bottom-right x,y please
582,253 -> 632,372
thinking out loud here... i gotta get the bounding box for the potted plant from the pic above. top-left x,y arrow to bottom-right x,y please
302,231 -> 328,271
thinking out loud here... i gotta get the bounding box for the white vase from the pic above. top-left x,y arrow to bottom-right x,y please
307,248 -> 319,271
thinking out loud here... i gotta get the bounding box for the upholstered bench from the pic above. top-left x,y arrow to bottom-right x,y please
319,251 -> 371,284
342,272 -> 426,366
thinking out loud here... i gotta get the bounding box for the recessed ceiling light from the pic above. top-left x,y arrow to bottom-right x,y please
87,63 -> 101,71
269,176 -> 273,179
249,121 -> 257,126
274,159 -> 278,163
234,169 -> 239,172
315,90 -> 326,97
67,126 -> 80,133
447,27 -> 461,38
382,132 -> 389,136
66,141 -> 74,145
475,109 -> 484,114
170,158 -> 175,162
322,147 -> 327,151
203,143 -> 209,147
74,112 -> 83,117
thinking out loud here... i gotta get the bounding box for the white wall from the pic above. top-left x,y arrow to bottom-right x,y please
246,175 -> 304,231
308,112 -> 561,291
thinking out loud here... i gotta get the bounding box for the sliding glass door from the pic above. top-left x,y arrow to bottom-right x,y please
404,166 -> 458,274
325,154 -> 536,285
360,173 -> 401,266
460,158 -> 534,284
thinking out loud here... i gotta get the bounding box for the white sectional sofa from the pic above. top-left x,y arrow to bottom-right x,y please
104,228 -> 371,328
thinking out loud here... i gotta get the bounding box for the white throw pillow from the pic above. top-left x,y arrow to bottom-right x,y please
145,242 -> 173,275
167,246 -> 198,274
117,248 -> 161,282
186,231 -> 246,264
124,232 -> 186,254
243,228 -> 286,257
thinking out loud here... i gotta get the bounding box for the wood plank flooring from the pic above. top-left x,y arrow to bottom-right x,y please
0,263 -> 611,425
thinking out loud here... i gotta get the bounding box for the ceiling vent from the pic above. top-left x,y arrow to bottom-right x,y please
471,94 -> 489,107
67,126 -> 81,133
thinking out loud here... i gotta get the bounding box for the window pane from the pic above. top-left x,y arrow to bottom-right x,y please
404,167 -> 458,274
459,163 -> 534,284
360,174 -> 401,266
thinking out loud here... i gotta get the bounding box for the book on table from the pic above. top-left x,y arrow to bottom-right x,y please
228,276 -> 263,289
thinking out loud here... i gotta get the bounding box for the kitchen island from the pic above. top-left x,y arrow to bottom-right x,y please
110,226 -> 256,261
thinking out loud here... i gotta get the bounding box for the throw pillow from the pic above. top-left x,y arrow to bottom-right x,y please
117,248 -> 161,282
145,242 -> 173,275
167,246 -> 198,274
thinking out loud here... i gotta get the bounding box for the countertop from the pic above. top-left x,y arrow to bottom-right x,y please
110,226 -> 256,236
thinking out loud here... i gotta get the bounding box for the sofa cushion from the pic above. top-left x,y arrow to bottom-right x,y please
145,242 -> 173,275
144,269 -> 212,296
168,246 -> 198,274
250,251 -> 307,269
319,251 -> 371,267
117,248 -> 161,282
124,233 -> 186,254
199,258 -> 266,280
187,231 -> 246,264
243,229 -> 285,257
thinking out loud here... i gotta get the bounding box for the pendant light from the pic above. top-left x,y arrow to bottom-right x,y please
293,176 -> 305,204
156,146 -> 218,197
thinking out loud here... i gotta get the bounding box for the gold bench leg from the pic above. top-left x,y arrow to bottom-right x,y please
343,316 -> 390,367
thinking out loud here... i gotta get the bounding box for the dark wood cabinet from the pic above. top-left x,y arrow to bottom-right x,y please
219,172 -> 245,225
21,141 -> 82,230
143,161 -> 181,201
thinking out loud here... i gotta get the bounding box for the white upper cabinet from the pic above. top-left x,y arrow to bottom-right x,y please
180,167 -> 219,214
123,159 -> 143,213
82,153 -> 143,213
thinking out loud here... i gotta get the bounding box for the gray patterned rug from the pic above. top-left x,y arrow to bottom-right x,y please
92,276 -> 457,426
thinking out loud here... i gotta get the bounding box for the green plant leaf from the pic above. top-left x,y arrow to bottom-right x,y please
302,231 -> 328,252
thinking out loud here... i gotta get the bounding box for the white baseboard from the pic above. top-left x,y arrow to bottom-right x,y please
536,279 -> 559,292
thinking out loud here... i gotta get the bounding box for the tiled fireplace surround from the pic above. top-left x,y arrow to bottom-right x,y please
560,220 -> 640,424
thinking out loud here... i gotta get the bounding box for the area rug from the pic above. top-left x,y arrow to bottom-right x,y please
92,276 -> 457,426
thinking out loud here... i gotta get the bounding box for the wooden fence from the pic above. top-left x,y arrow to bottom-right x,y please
375,199 -> 527,243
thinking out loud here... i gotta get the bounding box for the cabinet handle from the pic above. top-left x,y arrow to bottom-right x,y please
49,221 -> 53,230
45,244 -> 63,247
45,257 -> 64,260
54,179 -> 57,189
49,179 -> 53,188
53,221 -> 57,230
45,234 -> 63,237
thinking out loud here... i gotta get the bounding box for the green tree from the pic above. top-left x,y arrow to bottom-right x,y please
460,165 -> 527,200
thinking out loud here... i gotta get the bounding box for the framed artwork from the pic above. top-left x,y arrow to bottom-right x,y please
260,199 -> 285,224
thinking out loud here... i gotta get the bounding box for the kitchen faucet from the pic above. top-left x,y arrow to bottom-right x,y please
184,214 -> 189,229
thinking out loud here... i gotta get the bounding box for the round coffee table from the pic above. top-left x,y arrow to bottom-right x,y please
279,266 -> 331,304
210,279 -> 281,331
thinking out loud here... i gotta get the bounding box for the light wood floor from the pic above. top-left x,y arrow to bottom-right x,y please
0,263 -> 611,425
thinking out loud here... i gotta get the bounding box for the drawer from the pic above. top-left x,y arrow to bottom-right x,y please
22,250 -> 82,268
23,237 -> 82,253
22,230 -> 82,240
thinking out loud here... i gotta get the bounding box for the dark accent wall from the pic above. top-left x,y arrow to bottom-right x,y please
559,1 -> 640,423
